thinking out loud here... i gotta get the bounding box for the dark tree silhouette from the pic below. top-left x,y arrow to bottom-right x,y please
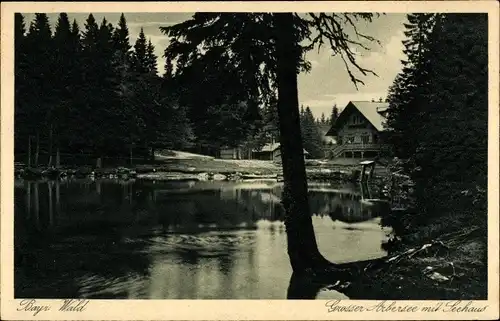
15,13 -> 193,165
161,12 -> 379,273
330,104 -> 339,127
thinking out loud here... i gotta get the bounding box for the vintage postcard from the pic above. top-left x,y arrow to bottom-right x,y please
1,1 -> 499,320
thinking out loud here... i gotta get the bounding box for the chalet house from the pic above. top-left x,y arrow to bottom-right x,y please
252,142 -> 309,161
325,101 -> 389,159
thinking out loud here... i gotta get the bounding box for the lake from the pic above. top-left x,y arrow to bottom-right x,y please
14,178 -> 392,299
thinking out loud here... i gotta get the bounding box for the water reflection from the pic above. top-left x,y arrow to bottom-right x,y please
15,178 -> 391,299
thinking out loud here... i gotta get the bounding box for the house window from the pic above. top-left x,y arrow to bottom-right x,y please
351,114 -> 365,125
361,135 -> 370,144
373,134 -> 379,143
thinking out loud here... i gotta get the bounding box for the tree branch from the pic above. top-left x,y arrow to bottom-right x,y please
304,13 -> 380,89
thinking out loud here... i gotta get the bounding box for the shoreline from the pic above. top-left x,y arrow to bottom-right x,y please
14,158 -> 388,183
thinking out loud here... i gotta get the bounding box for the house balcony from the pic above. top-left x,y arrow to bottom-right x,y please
330,143 -> 389,158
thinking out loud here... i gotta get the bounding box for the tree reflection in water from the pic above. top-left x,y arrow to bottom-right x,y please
15,178 -> 391,299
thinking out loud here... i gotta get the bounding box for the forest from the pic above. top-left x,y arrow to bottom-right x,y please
14,13 -> 331,166
385,13 -> 488,236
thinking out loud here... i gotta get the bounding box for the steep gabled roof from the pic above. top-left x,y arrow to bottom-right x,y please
260,143 -> 281,152
326,101 -> 389,136
351,101 -> 389,131
254,143 -> 309,154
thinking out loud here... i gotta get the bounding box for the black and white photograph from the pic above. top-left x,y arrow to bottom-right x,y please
1,1 -> 499,320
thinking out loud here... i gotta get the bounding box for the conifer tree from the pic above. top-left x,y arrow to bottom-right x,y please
112,13 -> 132,96
146,39 -> 158,74
320,112 -> 326,125
14,13 -> 26,100
386,13 -> 487,229
71,19 -> 80,36
386,13 -> 436,159
15,13 -> 26,41
301,107 -> 324,158
330,104 -> 339,127
14,13 -> 29,159
65,19 -> 85,152
414,13 -> 488,216
51,13 -> 74,165
131,28 -> 148,74
112,13 -> 132,58
161,12 -> 379,272
82,14 -> 99,55
25,13 -> 54,166
128,29 -> 158,156
80,14 -> 109,154
97,17 -> 126,154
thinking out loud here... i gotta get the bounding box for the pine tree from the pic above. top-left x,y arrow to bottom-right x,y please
131,28 -> 148,74
414,14 -> 488,216
80,14 -> 116,155
14,13 -> 26,101
161,12 -> 379,272
320,112 -> 326,125
71,19 -> 80,36
97,17 -> 126,154
330,104 -> 339,127
80,14 -> 100,152
112,13 -> 132,57
51,13 -> 75,165
301,107 -> 324,159
24,13 -> 54,166
386,13 -> 436,159
112,12 -> 132,88
166,54 -> 259,148
146,39 -> 158,74
14,13 -> 29,160
15,13 -> 26,52
385,13 -> 487,232
128,28 -> 163,157
65,19 -> 86,152
82,14 -> 99,55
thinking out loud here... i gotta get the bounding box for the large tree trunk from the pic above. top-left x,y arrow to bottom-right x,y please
274,13 -> 331,272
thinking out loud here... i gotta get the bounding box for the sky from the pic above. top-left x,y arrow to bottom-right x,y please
23,12 -> 407,118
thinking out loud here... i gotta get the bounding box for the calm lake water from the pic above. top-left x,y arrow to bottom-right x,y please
14,178 -> 392,299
